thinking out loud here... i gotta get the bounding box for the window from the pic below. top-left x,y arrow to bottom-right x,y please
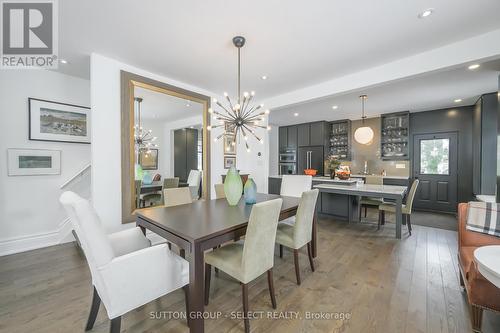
420,138 -> 449,175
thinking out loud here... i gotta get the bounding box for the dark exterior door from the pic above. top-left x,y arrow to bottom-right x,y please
413,132 -> 458,212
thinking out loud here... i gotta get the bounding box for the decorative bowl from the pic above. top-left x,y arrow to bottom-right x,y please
336,172 -> 350,180
304,169 -> 318,176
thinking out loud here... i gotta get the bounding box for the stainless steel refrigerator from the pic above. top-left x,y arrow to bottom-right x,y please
297,146 -> 324,175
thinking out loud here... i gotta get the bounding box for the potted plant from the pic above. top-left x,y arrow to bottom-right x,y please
326,155 -> 341,179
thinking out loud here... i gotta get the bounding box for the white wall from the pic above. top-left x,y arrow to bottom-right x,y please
0,70 -> 90,255
91,54 -> 268,232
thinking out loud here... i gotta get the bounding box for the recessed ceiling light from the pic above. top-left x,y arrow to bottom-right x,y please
418,8 -> 434,18
59,59 -> 68,64
190,126 -> 194,129
468,64 -> 480,70
332,105 -> 338,110
186,103 -> 191,107
261,75 -> 268,80
454,99 -> 462,103
294,113 -> 299,117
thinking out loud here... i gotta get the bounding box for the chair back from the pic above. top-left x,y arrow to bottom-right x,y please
214,183 -> 225,199
241,198 -> 283,279
293,189 -> 319,248
280,175 -> 312,198
164,187 -> 192,207
163,177 -> 180,189
405,179 -> 420,213
187,170 -> 202,200
135,180 -> 142,208
365,175 -> 383,185
153,174 -> 161,181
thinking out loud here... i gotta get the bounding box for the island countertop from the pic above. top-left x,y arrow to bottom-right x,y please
269,174 -> 409,180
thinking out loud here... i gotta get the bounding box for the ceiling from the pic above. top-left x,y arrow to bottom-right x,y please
59,0 -> 500,102
270,58 -> 500,125
134,87 -> 203,122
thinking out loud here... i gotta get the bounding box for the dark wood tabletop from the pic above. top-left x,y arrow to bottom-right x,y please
137,193 -> 300,242
136,193 -> 316,333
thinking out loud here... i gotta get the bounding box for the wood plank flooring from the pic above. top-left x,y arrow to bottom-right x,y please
1,213 -> 499,333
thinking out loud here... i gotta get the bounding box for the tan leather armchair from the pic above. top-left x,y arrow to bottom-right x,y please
457,203 -> 500,332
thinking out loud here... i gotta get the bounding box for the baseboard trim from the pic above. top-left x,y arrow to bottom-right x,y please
0,218 -> 74,257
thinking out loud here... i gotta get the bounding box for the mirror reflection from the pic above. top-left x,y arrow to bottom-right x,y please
133,86 -> 204,210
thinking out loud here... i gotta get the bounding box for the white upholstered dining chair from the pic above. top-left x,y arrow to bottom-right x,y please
187,169 -> 202,200
204,198 -> 283,333
164,187 -> 193,207
214,183 -> 225,199
59,191 -> 189,333
279,175 -> 313,226
276,189 -> 319,285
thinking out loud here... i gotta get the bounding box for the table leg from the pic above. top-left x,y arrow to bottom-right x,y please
395,197 -> 402,239
188,242 -> 205,333
138,223 -> 146,236
312,212 -> 317,258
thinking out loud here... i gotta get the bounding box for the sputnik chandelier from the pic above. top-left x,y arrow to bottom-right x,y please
134,97 -> 158,154
207,36 -> 270,152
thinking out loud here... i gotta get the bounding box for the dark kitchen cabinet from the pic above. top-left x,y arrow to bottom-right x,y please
268,177 -> 282,195
380,111 -> 410,160
310,122 -> 325,146
278,125 -> 298,149
298,124 -> 310,147
174,128 -> 198,183
287,125 -> 298,148
298,121 -> 326,147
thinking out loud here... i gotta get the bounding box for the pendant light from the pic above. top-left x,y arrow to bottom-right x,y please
354,95 -> 374,145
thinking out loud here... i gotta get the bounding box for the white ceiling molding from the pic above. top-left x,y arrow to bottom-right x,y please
264,29 -> 500,110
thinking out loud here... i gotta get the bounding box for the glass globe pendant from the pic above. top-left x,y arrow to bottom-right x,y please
354,95 -> 374,145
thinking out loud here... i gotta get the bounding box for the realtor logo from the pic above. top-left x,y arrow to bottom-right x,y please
1,0 -> 58,68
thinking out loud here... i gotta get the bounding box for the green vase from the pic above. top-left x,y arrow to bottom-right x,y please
135,163 -> 144,180
224,167 -> 243,206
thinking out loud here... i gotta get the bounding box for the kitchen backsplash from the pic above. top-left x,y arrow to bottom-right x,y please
340,117 -> 410,177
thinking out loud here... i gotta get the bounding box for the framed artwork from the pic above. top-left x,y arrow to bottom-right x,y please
223,122 -> 236,155
139,149 -> 158,170
29,98 -> 91,144
224,155 -> 236,169
7,149 -> 61,176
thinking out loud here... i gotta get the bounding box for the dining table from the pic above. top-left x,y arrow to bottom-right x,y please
313,183 -> 407,239
136,193 -> 313,333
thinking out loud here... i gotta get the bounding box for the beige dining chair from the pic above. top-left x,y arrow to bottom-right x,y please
160,177 -> 180,204
164,187 -> 192,207
204,198 -> 283,333
214,183 -> 225,199
359,175 -> 384,218
378,179 -> 420,235
275,189 -> 319,285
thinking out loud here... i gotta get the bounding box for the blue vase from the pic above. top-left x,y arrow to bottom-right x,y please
224,167 -> 243,206
244,178 -> 257,205
142,172 -> 153,185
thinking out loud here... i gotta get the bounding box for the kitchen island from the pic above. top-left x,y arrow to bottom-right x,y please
268,175 -> 409,221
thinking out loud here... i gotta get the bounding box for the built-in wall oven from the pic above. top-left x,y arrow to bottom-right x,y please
279,162 -> 297,175
279,149 -> 297,175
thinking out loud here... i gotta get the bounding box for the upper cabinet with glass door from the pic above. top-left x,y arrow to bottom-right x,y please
380,111 -> 410,160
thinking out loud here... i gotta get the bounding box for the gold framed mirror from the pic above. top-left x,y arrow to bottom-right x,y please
120,71 -> 211,223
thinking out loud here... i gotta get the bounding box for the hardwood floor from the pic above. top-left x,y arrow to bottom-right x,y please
1,213 -> 499,333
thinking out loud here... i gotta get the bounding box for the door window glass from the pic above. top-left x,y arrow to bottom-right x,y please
420,139 -> 449,175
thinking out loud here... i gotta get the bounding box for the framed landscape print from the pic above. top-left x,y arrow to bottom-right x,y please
29,98 -> 91,144
8,149 -> 61,176
139,149 -> 158,170
224,155 -> 236,169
